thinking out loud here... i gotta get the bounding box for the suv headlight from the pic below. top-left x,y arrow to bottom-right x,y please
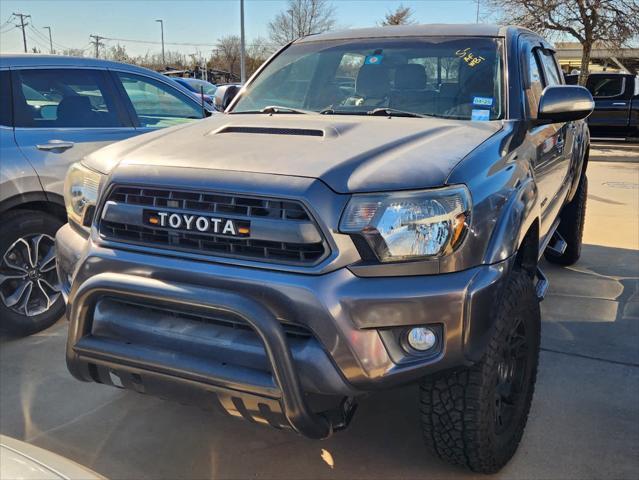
339,185 -> 471,262
64,163 -> 102,228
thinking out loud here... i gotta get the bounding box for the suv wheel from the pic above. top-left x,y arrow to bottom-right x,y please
419,269 -> 540,473
0,210 -> 65,336
545,174 -> 588,266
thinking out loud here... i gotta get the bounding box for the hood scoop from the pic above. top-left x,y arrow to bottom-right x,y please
215,125 -> 325,137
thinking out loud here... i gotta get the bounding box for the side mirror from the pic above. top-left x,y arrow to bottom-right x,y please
537,85 -> 594,124
214,84 -> 241,112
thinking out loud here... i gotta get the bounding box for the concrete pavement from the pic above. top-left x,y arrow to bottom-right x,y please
1,159 -> 638,479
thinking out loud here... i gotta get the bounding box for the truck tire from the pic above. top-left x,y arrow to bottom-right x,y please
0,210 -> 65,336
545,175 -> 587,266
419,269 -> 540,474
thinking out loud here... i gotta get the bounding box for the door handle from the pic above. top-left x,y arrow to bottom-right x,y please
612,102 -> 627,106
36,141 -> 74,151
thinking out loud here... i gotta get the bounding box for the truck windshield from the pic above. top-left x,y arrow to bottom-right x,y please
233,36 -> 504,120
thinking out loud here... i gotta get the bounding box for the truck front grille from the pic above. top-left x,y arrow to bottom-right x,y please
98,186 -> 328,266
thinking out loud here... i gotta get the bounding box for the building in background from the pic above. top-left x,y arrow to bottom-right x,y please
555,42 -> 639,75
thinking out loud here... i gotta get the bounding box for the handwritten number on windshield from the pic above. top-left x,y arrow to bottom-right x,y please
455,48 -> 485,67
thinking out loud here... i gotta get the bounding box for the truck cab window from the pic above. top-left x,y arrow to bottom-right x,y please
586,76 -> 625,98
538,50 -> 562,86
524,49 -> 544,118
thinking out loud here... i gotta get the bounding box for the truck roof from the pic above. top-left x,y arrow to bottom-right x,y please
296,23 -> 531,43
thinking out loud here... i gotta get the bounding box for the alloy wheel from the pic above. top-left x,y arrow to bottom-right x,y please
0,234 -> 61,317
494,315 -> 529,434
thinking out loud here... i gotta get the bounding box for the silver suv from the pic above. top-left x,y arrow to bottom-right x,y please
0,54 -> 211,335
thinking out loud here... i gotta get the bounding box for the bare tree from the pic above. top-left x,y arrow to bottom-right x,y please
208,36 -> 272,79
131,50 -> 187,70
486,0 -> 639,84
268,0 -> 336,46
246,37 -> 275,76
106,44 -> 130,63
380,4 -> 416,26
61,48 -> 85,57
216,35 -> 242,76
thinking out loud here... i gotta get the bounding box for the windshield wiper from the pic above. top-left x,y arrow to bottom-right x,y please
259,105 -> 315,114
366,108 -> 427,118
318,107 -> 369,116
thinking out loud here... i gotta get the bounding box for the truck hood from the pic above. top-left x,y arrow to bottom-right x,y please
85,114 -> 501,193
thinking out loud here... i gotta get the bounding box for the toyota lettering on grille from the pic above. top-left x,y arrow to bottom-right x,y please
143,210 -> 250,237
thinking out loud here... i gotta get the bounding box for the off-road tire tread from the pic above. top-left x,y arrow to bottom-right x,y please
419,269 -> 540,474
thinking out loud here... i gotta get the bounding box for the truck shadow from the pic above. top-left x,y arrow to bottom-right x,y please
540,243 -> 639,366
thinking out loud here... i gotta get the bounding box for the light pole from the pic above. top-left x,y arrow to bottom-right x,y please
289,8 -> 294,41
13,13 -> 30,53
42,26 -> 53,54
156,19 -> 165,67
240,0 -> 246,83
476,0 -> 480,23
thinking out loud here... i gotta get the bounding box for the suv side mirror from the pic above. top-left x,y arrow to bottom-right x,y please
214,84 -> 241,112
537,85 -> 594,124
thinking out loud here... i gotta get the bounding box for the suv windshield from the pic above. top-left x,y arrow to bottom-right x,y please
233,36 -> 504,120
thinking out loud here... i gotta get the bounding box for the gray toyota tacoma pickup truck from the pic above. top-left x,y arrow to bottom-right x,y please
56,24 -> 593,473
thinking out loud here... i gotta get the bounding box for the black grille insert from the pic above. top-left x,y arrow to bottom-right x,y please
99,186 -> 327,265
109,299 -> 313,340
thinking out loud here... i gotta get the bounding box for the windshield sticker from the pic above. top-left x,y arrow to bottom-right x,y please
471,109 -> 490,121
365,54 -> 383,65
473,96 -> 493,107
455,48 -> 485,68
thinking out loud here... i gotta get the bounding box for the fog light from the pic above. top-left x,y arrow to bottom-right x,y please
407,327 -> 437,351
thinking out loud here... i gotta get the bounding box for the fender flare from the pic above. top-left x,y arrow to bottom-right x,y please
565,124 -> 589,203
483,175 -> 539,265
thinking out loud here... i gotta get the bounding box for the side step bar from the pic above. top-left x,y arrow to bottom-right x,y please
535,222 -> 566,301
535,267 -> 549,301
546,230 -> 567,257
536,226 -> 566,301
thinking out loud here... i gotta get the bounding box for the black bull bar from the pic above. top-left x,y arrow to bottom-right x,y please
65,273 -> 355,439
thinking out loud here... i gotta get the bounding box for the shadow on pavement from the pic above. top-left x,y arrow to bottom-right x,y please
541,243 -> 639,365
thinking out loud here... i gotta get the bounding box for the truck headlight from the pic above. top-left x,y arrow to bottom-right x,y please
64,163 -> 102,228
339,186 -> 471,262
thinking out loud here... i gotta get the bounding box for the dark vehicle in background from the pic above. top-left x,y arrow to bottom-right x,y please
172,77 -> 217,106
0,54 -> 213,336
57,25 -> 593,474
566,72 -> 639,140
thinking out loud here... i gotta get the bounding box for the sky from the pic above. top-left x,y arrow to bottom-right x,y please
0,0 -> 491,57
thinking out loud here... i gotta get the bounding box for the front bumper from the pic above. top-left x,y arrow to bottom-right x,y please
57,223 -> 512,438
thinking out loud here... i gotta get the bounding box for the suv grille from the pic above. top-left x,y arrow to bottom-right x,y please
99,186 -> 328,265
